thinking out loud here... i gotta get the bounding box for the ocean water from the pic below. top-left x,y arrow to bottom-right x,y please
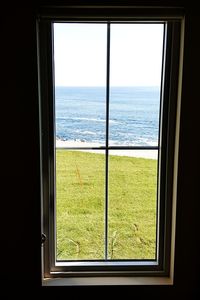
55,86 -> 160,146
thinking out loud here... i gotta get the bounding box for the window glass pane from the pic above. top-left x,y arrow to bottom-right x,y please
54,24 -> 107,147
53,23 -> 162,262
108,150 -> 158,259
109,24 -> 164,146
54,24 -> 107,261
56,150 -> 105,260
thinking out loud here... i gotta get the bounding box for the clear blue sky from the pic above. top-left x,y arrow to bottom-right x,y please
53,23 -> 164,87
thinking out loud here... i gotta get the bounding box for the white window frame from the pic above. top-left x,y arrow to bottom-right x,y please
37,5 -> 184,286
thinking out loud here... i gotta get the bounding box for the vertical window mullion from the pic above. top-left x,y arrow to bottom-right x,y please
105,22 -> 111,260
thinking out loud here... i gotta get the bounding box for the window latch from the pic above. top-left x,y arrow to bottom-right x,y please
41,233 -> 46,245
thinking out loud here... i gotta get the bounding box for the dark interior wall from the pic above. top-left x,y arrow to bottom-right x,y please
1,1 -> 41,288
173,10 -> 199,297
1,1 -> 199,297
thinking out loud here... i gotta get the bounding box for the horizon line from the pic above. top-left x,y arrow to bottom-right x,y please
55,85 -> 160,88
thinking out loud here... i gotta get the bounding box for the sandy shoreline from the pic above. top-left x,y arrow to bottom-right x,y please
56,140 -> 157,159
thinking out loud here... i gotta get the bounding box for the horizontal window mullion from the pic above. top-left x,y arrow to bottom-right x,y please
108,146 -> 159,150
56,147 -> 106,150
56,146 -> 159,150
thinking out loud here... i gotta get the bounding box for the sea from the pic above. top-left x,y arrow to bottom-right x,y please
55,86 -> 160,146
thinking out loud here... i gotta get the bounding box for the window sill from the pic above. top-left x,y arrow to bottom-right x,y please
42,276 -> 173,286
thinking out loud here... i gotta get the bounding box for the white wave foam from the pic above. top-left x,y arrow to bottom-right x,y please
80,131 -> 97,135
71,117 -> 118,124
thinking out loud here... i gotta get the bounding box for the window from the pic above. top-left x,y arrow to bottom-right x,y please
38,6 -> 184,285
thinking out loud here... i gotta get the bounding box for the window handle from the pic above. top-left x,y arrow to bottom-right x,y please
41,233 -> 46,245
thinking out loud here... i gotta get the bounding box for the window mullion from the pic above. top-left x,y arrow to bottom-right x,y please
105,22 -> 111,260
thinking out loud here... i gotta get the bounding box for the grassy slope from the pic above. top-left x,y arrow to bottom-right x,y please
56,150 -> 157,260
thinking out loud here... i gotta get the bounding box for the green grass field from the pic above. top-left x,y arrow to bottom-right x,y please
56,150 -> 157,260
